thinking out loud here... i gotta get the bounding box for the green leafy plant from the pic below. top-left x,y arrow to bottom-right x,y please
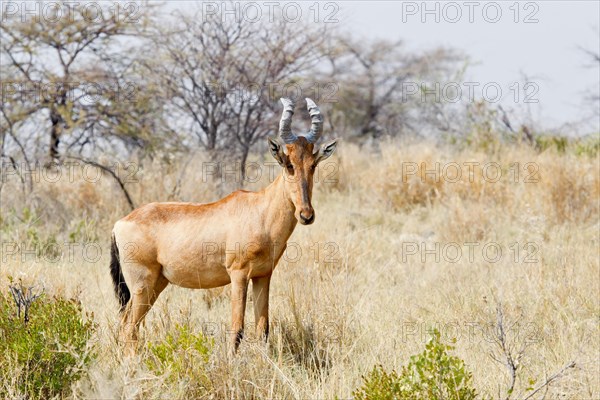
535,135 -> 569,154
574,134 -> 600,157
0,289 -> 96,399
353,329 -> 477,400
146,323 -> 213,396
68,218 -> 99,243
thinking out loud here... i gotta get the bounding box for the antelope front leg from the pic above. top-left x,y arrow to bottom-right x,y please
229,271 -> 249,353
252,275 -> 271,341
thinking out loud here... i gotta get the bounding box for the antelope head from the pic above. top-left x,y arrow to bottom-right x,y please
268,98 -> 337,225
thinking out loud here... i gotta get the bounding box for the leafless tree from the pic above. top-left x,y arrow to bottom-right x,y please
322,35 -> 463,141
0,1 -> 165,164
148,8 -> 327,179
579,32 -> 600,114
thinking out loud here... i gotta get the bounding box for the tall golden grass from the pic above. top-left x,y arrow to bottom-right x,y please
1,139 -> 598,398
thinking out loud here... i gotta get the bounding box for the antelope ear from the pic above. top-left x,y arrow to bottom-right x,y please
268,137 -> 286,166
315,139 -> 337,163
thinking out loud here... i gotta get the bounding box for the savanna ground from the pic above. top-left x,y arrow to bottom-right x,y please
1,138 -> 599,399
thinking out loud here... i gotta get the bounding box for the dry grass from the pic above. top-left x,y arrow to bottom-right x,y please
1,139 -> 599,399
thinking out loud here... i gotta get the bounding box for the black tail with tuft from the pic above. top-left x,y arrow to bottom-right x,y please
109,233 -> 130,312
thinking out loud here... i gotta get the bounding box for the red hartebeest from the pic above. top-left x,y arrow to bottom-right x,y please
110,98 -> 337,354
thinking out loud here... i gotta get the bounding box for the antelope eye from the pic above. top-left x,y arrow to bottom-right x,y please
286,164 -> 293,171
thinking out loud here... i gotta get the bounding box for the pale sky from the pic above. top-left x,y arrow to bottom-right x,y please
167,1 -> 600,134
338,1 -> 600,134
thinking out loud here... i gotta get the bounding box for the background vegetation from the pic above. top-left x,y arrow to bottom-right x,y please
1,138 -> 598,398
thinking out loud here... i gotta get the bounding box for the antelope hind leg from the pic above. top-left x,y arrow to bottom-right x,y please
119,267 -> 163,356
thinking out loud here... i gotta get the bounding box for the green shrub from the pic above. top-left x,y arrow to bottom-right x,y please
574,134 -> 600,157
353,329 -> 477,400
535,135 -> 569,154
0,291 -> 96,399
68,218 -> 99,243
146,323 -> 213,396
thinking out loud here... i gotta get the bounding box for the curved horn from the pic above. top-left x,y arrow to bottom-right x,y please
279,97 -> 297,144
305,98 -> 323,143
